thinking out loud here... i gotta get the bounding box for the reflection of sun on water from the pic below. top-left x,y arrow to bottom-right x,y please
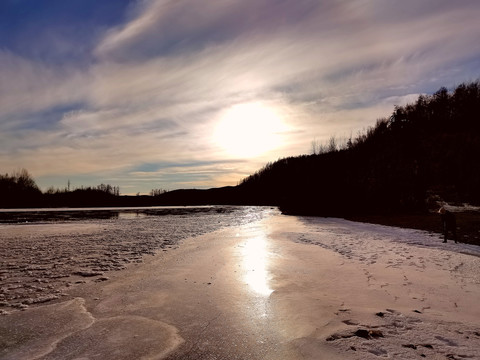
242,236 -> 273,296
214,102 -> 286,158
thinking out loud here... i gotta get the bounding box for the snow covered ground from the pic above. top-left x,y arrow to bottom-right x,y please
279,216 -> 480,359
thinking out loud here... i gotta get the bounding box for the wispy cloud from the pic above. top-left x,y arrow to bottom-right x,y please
0,50 -> 89,120
1,0 -> 479,193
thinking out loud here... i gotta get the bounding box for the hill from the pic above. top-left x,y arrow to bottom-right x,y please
237,81 -> 480,216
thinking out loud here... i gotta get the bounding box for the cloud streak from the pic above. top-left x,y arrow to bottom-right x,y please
1,0 -> 479,194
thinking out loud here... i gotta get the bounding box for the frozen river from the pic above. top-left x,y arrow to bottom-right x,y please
1,208 -> 479,359
0,206 -> 274,311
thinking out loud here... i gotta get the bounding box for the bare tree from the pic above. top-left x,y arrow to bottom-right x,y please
310,138 -> 319,155
150,188 -> 167,196
328,136 -> 337,152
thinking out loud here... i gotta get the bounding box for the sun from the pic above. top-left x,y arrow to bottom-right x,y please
214,102 -> 286,158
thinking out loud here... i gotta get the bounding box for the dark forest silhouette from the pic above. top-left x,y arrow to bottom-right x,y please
240,81 -> 480,215
1,81 -> 479,214
0,171 -> 124,208
0,169 -> 43,208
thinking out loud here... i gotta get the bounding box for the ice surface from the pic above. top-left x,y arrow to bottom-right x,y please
1,210 -> 479,360
0,206 -> 272,310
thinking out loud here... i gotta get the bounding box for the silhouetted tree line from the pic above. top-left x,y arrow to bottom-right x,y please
43,184 -> 122,207
239,81 -> 480,215
0,169 -> 43,208
150,188 -> 167,197
0,169 -> 201,208
0,171 -> 125,208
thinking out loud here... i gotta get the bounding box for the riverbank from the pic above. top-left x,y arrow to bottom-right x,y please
347,210 -> 480,246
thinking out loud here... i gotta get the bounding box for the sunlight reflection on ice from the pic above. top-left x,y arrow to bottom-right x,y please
242,236 -> 273,296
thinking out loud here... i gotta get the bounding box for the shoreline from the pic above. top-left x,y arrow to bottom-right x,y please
346,210 -> 480,246
2,205 -> 478,246
1,205 -> 478,246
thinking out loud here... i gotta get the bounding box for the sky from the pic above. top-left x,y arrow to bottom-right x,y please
1,0 -> 479,195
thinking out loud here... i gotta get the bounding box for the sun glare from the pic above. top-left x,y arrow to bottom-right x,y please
214,102 -> 286,158
242,236 -> 273,296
